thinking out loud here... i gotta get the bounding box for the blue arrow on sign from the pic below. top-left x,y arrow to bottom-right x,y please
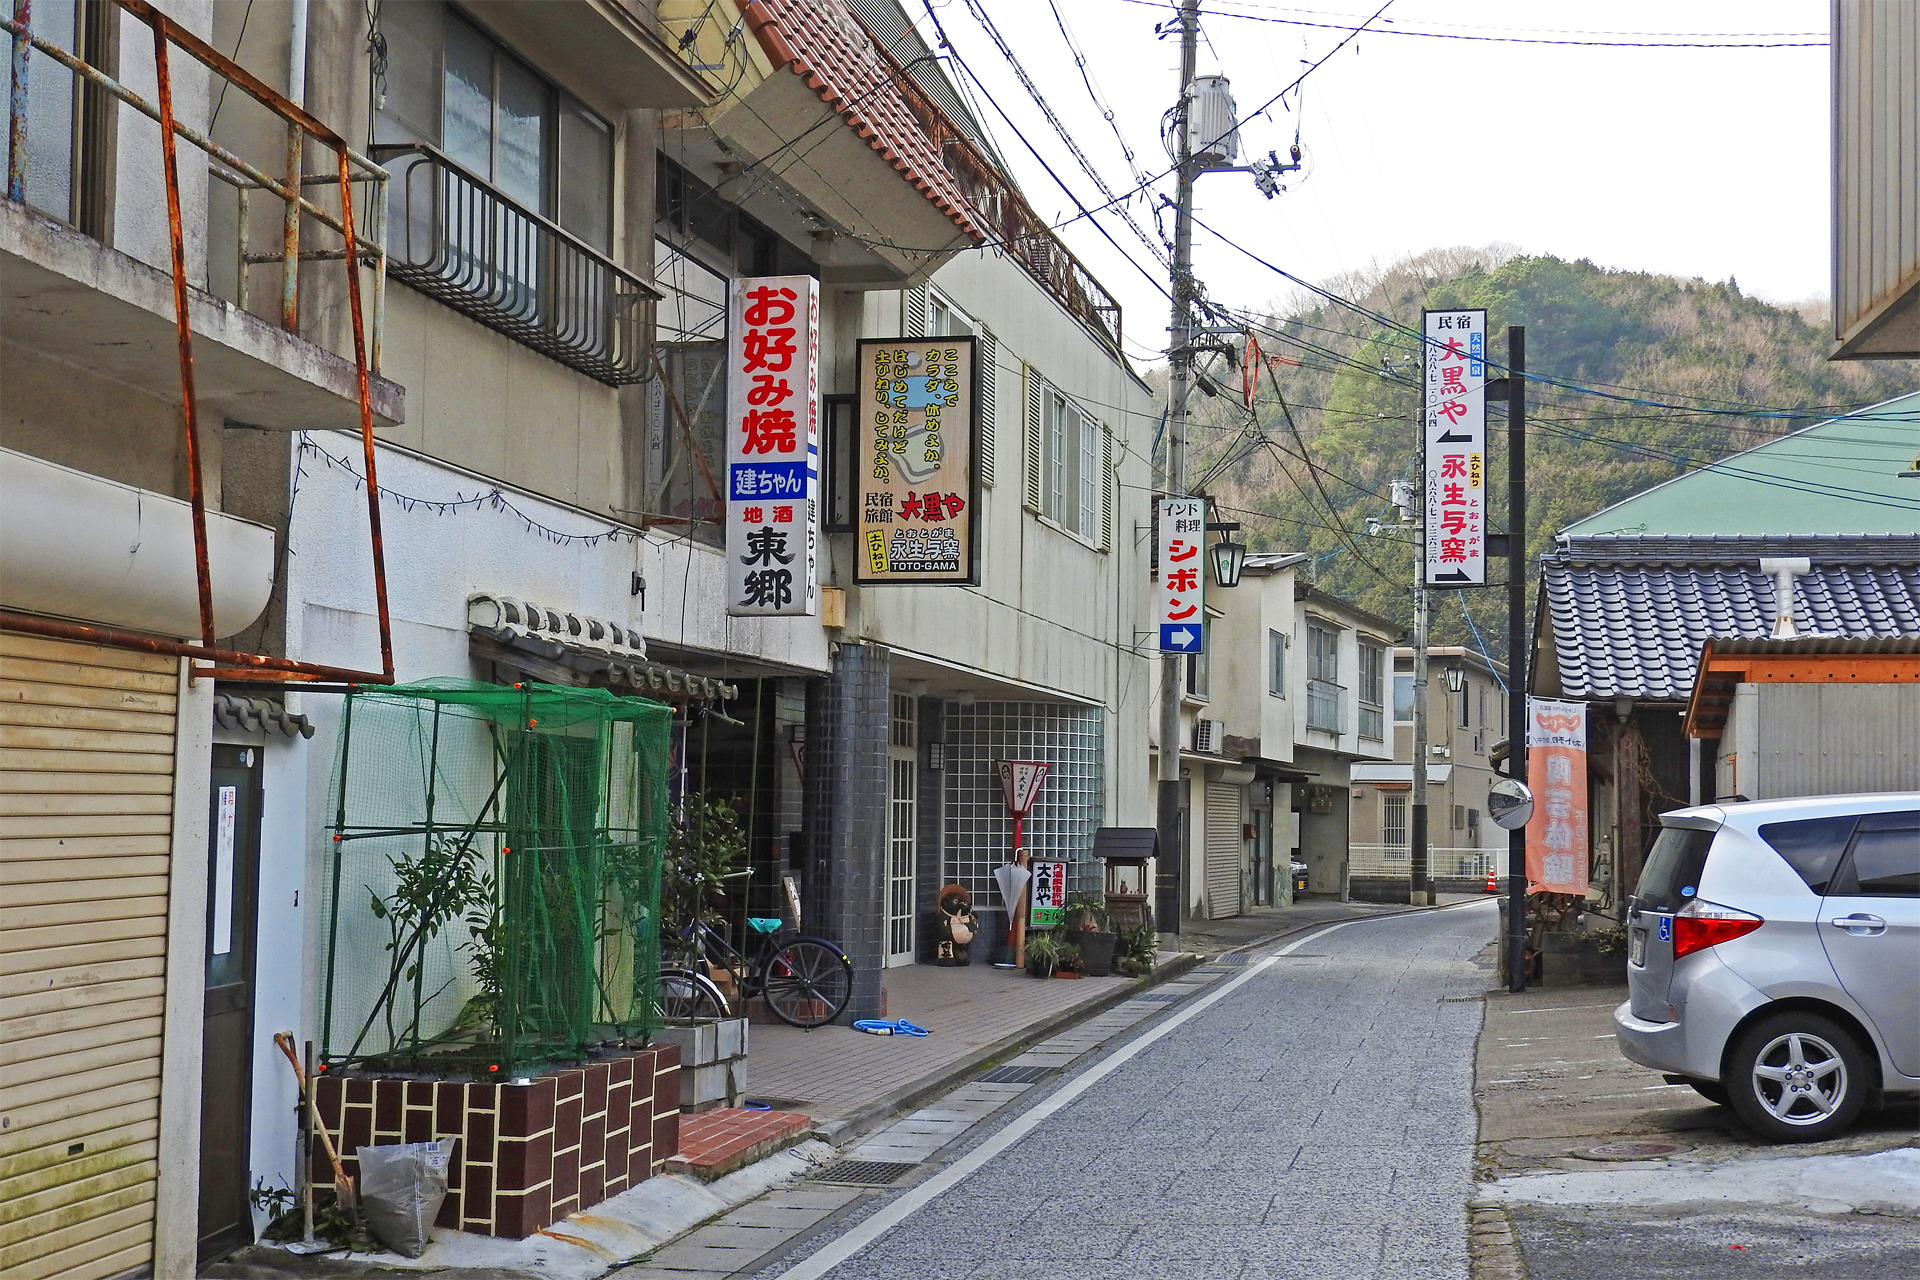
1160,624 -> 1201,652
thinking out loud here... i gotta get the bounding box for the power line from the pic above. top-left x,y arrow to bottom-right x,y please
1124,0 -> 1827,48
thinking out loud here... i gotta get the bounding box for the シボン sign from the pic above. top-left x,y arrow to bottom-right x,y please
1158,497 -> 1207,652
726,275 -> 819,617
853,337 -> 978,584
1422,308 -> 1487,588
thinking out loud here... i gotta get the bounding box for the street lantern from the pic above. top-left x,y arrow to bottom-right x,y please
1209,533 -> 1246,588
1445,665 -> 1466,693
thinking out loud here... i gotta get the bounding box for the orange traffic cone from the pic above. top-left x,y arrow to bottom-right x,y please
1484,868 -> 1499,894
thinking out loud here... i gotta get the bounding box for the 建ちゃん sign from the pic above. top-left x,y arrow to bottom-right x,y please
853,337 -> 978,584
727,275 -> 819,617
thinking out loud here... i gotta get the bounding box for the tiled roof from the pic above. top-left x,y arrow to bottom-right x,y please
1540,535 -> 1920,701
744,0 -> 986,242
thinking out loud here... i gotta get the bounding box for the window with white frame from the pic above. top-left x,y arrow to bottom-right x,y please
1383,792 -> 1409,847
1393,673 -> 1415,721
1268,630 -> 1287,697
1357,640 -> 1386,741
1305,621 -> 1343,734
1042,388 -> 1100,538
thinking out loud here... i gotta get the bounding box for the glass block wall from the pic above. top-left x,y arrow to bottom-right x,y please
942,701 -> 1106,906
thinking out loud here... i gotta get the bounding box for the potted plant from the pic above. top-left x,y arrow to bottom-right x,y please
1053,939 -> 1084,977
1113,924 -> 1158,979
1065,893 -> 1116,977
1023,932 -> 1060,978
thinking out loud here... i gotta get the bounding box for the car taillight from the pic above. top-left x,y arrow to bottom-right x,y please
1671,900 -> 1763,960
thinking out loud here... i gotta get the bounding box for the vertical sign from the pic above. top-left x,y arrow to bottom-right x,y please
997,760 -> 1051,816
1525,699 -> 1590,893
1028,860 -> 1067,928
212,785 -> 237,956
1158,496 -> 1206,652
854,337 -> 978,583
1422,308 -> 1487,587
726,275 -> 820,616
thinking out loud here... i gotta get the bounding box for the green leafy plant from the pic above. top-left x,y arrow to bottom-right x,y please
1023,932 -> 1061,977
1064,892 -> 1109,934
353,833 -> 493,1056
1054,939 -> 1084,974
663,795 -> 748,932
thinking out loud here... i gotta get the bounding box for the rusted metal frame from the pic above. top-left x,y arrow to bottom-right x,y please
149,22 -> 217,652
281,121 -> 301,331
234,180 -> 250,311
1,14 -> 384,251
7,0 -> 28,202
0,612 -> 391,683
336,143 -> 395,682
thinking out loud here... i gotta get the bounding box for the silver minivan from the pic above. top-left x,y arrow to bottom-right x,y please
1614,793 -> 1920,1141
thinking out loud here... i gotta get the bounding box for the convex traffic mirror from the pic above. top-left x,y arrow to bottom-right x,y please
1487,778 -> 1535,831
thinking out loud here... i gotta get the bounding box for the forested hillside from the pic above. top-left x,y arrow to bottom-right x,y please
1182,249 -> 1915,656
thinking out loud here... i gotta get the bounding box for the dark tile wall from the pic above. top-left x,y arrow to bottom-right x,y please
313,1046 -> 681,1239
915,696 -> 947,963
804,643 -> 891,1020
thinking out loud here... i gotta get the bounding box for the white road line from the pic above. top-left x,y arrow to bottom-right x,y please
771,910 -> 1440,1280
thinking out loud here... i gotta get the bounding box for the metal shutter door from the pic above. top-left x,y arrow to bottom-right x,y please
1,633 -> 177,1280
1203,782 -> 1243,919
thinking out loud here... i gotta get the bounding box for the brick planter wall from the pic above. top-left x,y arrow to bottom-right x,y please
313,1046 -> 681,1238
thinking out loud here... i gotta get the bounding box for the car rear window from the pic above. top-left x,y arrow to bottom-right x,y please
1758,815 -> 1859,894
1636,825 -> 1715,913
1836,812 -> 1920,897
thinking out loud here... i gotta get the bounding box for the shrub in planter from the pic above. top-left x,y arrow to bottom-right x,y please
1023,932 -> 1060,978
1054,940 -> 1084,977
1065,893 -> 1116,976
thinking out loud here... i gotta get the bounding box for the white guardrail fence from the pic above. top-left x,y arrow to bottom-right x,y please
1348,844 -> 1507,880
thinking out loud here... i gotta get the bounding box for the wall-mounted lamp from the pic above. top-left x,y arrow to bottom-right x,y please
926,741 -> 946,771
1205,520 -> 1246,588
952,690 -> 976,707
1445,666 -> 1465,693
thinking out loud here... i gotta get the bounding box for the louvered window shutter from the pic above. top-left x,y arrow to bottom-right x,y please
976,327 -> 996,486
1022,364 -> 1043,511
1099,423 -> 1115,551
904,285 -> 928,337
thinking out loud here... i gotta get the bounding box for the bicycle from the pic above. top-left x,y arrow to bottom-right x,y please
658,915 -> 853,1029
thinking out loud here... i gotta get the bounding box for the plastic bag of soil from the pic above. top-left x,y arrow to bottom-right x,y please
355,1138 -> 454,1258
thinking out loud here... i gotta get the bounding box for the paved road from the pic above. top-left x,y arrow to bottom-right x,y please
762,902 -> 1497,1280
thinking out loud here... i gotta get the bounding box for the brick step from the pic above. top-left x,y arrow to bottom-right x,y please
664,1108 -> 813,1182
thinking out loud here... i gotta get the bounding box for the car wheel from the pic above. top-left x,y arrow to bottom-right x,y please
1726,1012 -> 1867,1142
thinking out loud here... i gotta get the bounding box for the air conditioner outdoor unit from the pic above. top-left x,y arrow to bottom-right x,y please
1194,718 -> 1224,754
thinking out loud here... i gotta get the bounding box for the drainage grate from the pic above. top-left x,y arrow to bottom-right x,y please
1215,953 -> 1252,966
1133,992 -> 1183,1003
1578,1141 -> 1690,1162
977,1064 -> 1057,1085
807,1159 -> 919,1187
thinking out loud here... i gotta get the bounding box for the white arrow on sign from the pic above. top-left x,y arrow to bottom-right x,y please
1171,628 -> 1196,648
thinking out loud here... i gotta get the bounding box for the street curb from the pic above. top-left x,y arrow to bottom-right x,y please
1467,1201 -> 1530,1280
1195,897 -> 1472,963
811,952 -> 1203,1144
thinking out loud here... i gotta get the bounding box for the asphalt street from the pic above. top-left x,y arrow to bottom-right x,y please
759,901 -> 1498,1280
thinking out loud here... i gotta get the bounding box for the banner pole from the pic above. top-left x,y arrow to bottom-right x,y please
1506,326 -> 1529,993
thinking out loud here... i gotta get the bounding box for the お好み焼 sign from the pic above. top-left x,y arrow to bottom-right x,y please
854,337 -> 979,584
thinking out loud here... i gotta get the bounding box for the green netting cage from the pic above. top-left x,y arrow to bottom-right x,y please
319,680 -> 672,1078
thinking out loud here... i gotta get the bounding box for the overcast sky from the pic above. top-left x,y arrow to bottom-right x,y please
917,0 -> 1832,362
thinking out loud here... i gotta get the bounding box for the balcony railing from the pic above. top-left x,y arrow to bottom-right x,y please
375,144 -> 656,386
1306,679 -> 1346,734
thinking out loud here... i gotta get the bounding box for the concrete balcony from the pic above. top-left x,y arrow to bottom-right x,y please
2,198 -> 403,432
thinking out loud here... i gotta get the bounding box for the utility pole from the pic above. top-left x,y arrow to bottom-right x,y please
1156,0 -> 1199,935
1409,584 -> 1430,904
1506,326 -> 1529,992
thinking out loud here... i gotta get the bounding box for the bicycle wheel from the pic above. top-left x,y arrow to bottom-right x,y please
761,937 -> 853,1028
657,966 -> 728,1021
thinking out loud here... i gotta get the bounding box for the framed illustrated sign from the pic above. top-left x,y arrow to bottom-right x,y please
853,336 -> 980,585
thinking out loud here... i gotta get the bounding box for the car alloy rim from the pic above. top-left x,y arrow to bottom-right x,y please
1750,1031 -> 1848,1125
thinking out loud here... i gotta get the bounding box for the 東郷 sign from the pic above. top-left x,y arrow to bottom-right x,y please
1158,496 -> 1206,652
853,336 -> 978,584
1422,308 -> 1487,588
726,275 -> 819,617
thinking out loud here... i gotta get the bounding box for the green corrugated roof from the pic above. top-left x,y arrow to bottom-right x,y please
1563,390 -> 1920,537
